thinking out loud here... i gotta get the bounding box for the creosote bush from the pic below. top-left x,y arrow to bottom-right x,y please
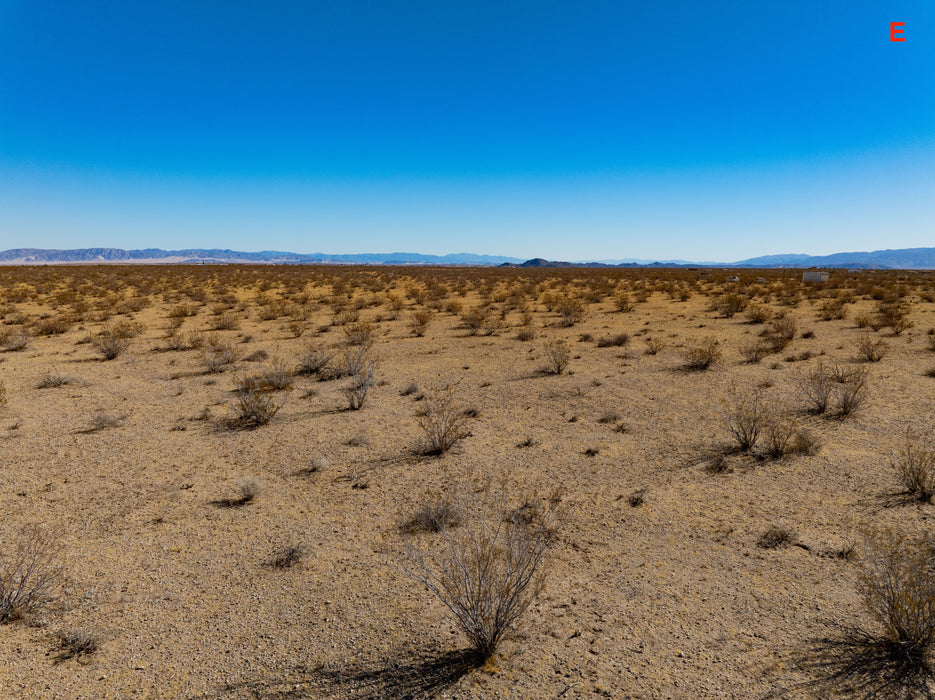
682,337 -> 721,370
804,531 -> 935,696
234,379 -> 288,427
543,339 -> 571,375
0,525 -> 63,623
416,384 -> 470,455
402,493 -> 555,661
891,431 -> 935,503
92,326 -> 130,360
722,391 -> 762,452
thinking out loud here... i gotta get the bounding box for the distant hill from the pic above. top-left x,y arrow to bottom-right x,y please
0,248 -> 523,266
733,248 -> 935,269
4,246 -> 935,269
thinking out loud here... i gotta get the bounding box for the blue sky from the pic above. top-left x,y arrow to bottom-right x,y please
1,1 -> 932,261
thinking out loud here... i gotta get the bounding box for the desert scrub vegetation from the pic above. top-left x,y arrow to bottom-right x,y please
542,339 -> 571,375
856,335 -> 887,363
0,380 -> 6,408
802,530 -> 935,697
341,343 -> 377,410
0,525 -> 63,624
401,498 -> 464,534
416,384 -> 470,455
202,338 -> 240,373
682,337 -> 721,370
401,493 -> 555,662
91,325 -> 131,360
55,628 -> 100,661
0,327 -> 31,351
798,361 -> 868,419
234,377 -> 289,427
890,431 -> 935,503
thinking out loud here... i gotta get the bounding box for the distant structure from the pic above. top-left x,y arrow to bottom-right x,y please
802,270 -> 829,283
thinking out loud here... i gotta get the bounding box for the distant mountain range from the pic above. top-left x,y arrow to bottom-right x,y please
0,248 -> 523,266
2,246 -> 935,269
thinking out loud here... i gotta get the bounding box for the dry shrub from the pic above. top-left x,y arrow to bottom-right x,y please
556,298 -> 585,327
613,292 -> 635,312
401,493 -> 554,661
802,531 -> 935,697
596,332 -> 630,348
745,303 -> 772,324
32,316 -> 73,336
891,431 -> 935,503
416,384 -> 470,455
209,311 -> 241,331
203,339 -> 239,373
682,337 -> 721,370
770,315 -> 798,341
761,415 -> 816,459
460,308 -> 488,335
408,310 -> 432,337
56,628 -> 100,660
0,525 -> 63,623
296,343 -> 333,376
857,335 -> 887,362
717,293 -> 747,318
799,362 -> 836,415
168,303 -> 198,318
644,337 -> 666,355
92,327 -> 130,360
343,321 -> 374,347
740,339 -> 773,364
833,366 -> 868,419
235,379 -> 288,426
0,328 -> 31,352
402,499 -> 464,534
818,299 -> 847,321
722,391 -> 762,452
515,327 -> 536,342
342,345 -> 377,410
543,339 -> 571,375
757,525 -> 796,549
0,380 -> 5,408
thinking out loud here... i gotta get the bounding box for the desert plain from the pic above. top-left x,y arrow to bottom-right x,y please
0,264 -> 934,699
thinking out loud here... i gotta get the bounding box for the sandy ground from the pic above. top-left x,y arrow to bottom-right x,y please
0,266 -> 933,698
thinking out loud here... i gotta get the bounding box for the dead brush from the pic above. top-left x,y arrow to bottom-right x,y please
891,431 -> 935,503
56,628 -> 100,660
542,339 -> 571,375
202,339 -> 239,373
416,384 -> 470,455
0,328 -> 31,352
722,391 -> 763,452
408,310 -> 432,337
401,499 -> 464,534
234,378 -> 289,427
682,337 -> 721,370
857,335 -> 887,362
0,525 -> 63,624
800,530 -> 935,697
295,343 -> 334,376
92,326 -> 130,360
401,493 -> 555,662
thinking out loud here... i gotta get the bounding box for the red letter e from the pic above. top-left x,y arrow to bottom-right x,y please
891,22 -> 905,41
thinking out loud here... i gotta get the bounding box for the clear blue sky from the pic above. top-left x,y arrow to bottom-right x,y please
1,1 -> 932,261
